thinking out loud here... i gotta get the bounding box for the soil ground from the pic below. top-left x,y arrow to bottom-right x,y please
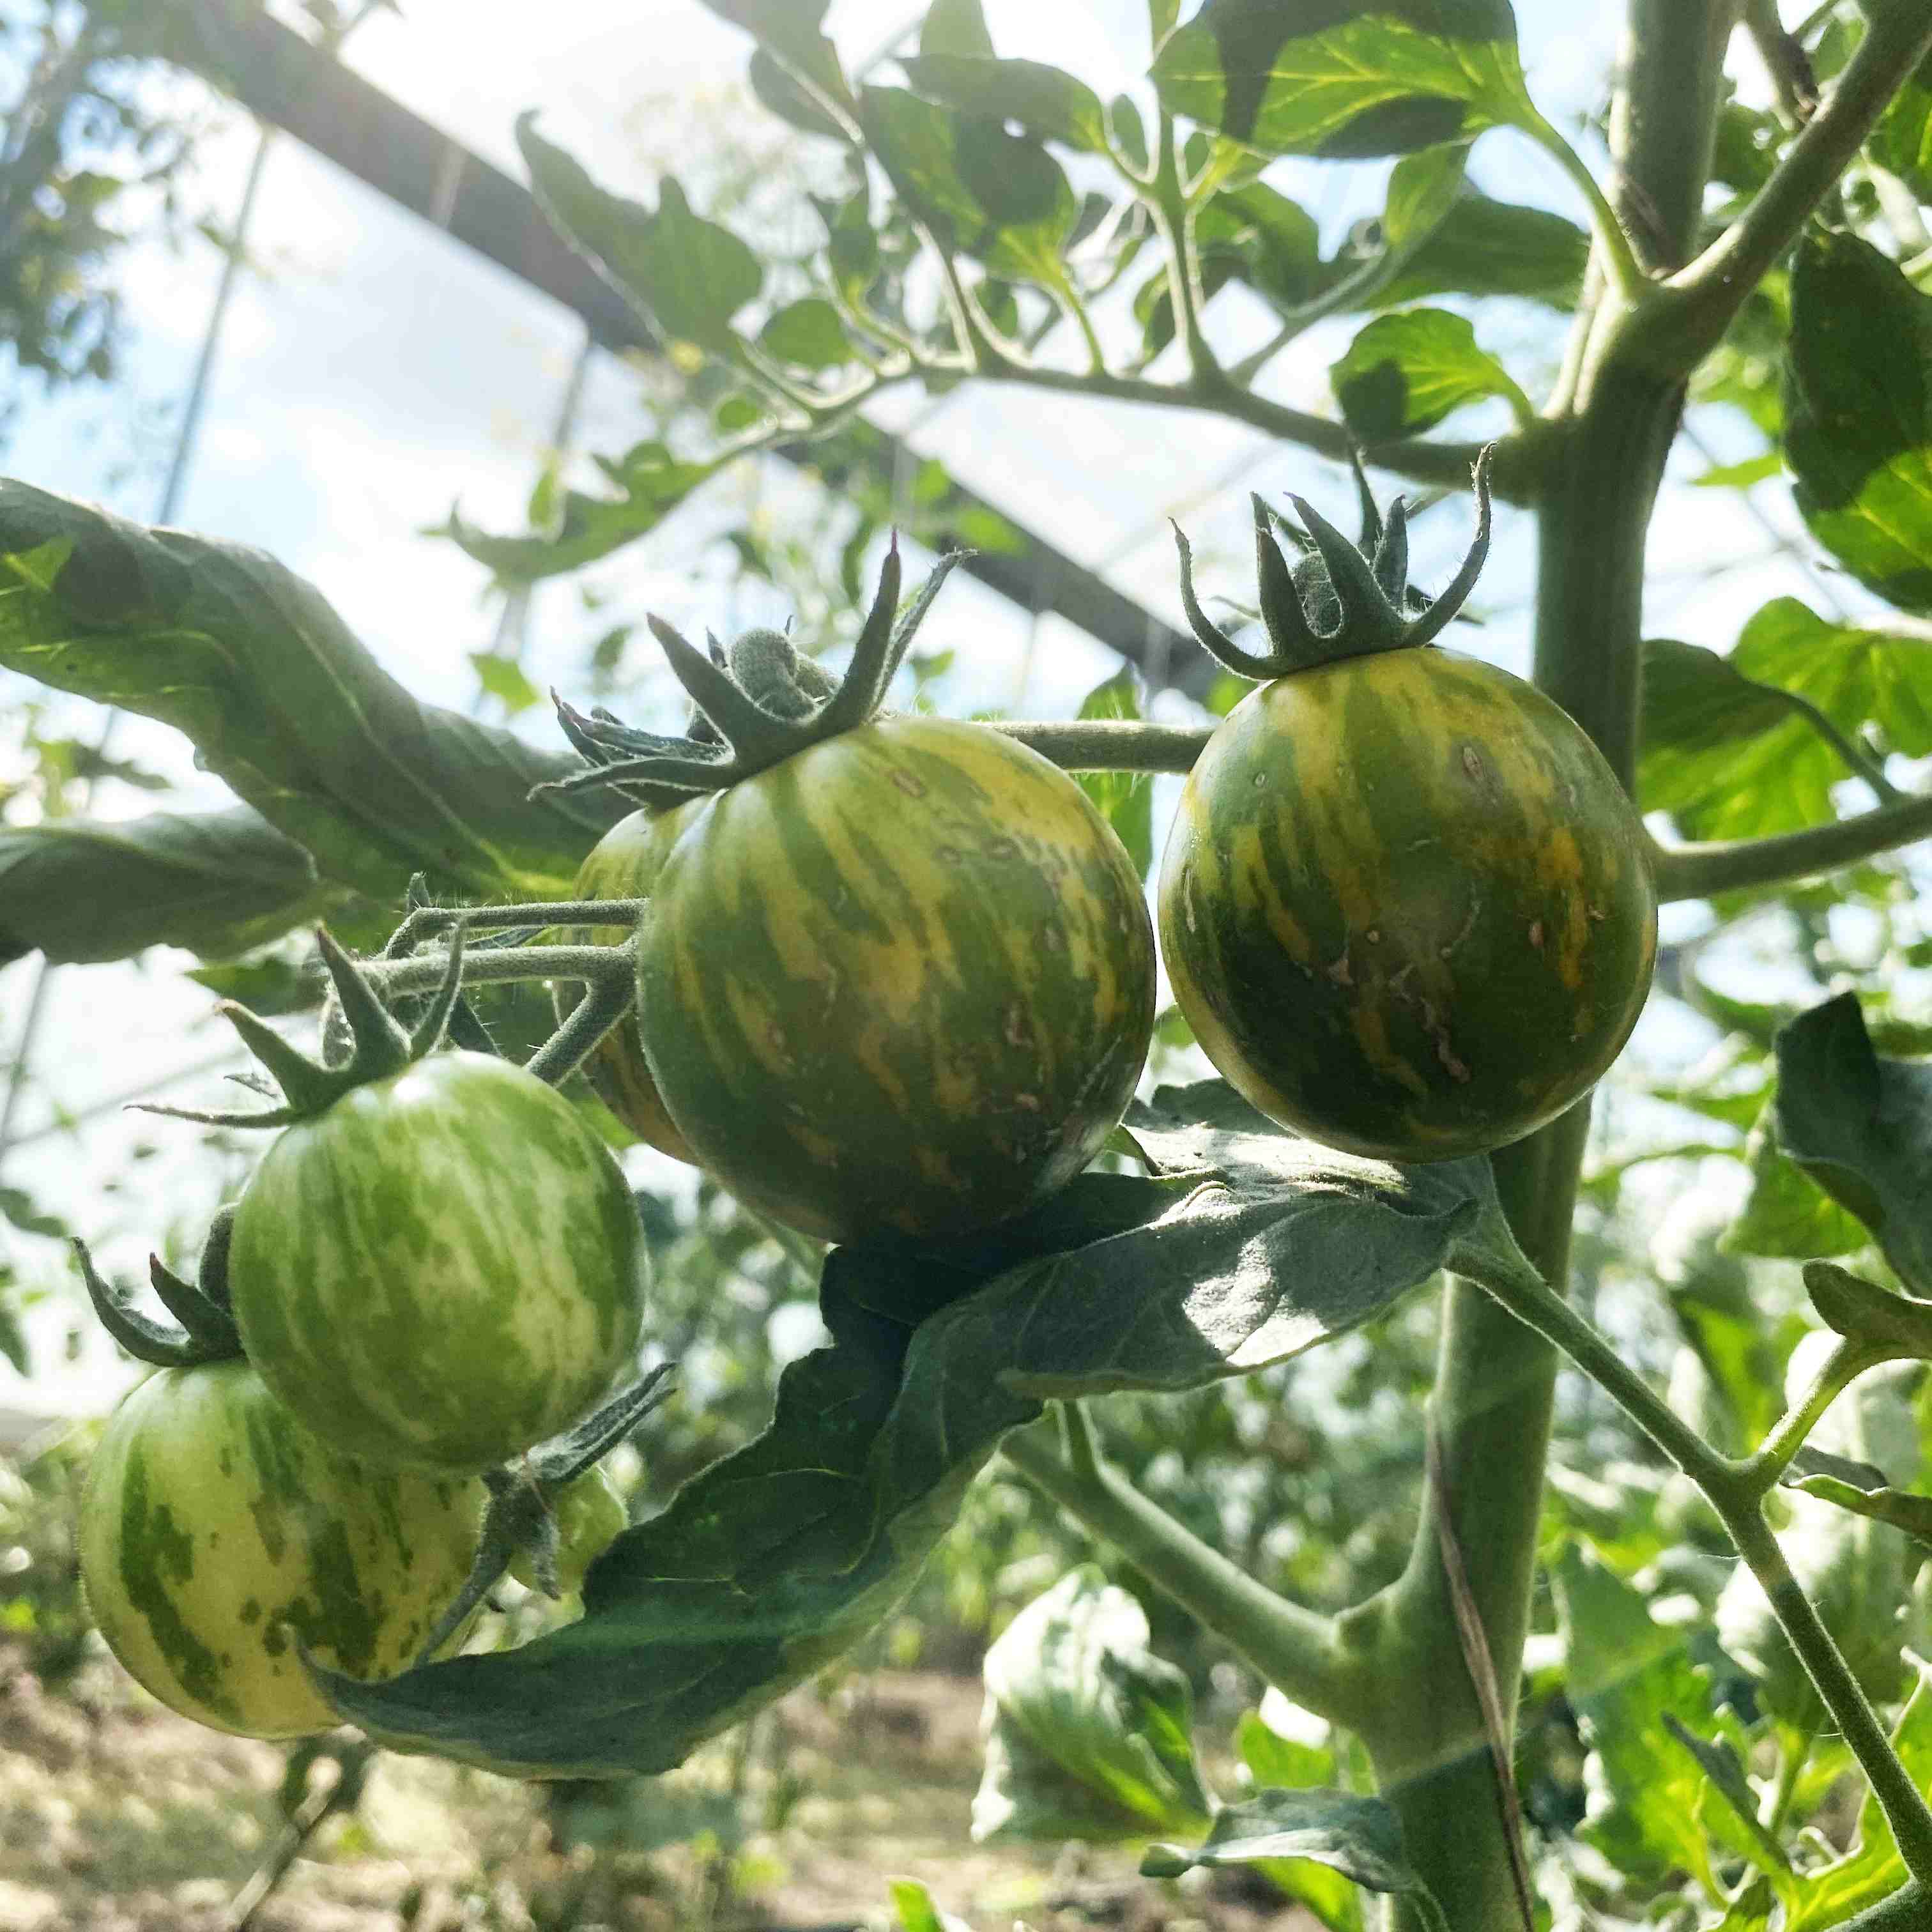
0,1646 -> 1316,1932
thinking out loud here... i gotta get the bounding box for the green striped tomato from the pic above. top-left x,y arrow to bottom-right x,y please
1160,649 -> 1656,1162
637,717 -> 1156,1243
79,1360 -> 485,1739
229,1052 -> 647,1475
561,801 -> 707,1163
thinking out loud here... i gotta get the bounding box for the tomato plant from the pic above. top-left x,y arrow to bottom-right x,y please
12,3 -> 1932,1928
77,1359 -> 485,1739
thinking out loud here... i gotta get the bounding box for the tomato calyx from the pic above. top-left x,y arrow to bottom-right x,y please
1172,443 -> 1495,681
73,1207 -> 242,1367
395,1361 -> 675,1667
139,921 -> 470,1130
532,537 -> 970,804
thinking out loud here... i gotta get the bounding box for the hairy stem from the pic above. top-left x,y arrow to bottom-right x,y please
1521,110 -> 1648,298
991,719 -> 1210,772
1650,0 -> 1932,375
1652,786 -> 1932,900
1001,1417 -> 1377,1733
367,940 -> 633,1000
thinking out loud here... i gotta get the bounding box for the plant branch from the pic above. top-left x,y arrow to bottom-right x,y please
1457,1243 -> 1932,1886
1658,1 -> 1932,374
1739,1334 -> 1890,1493
1000,1418 -> 1375,1732
1745,0 -> 1820,124
1152,108 -> 1220,384
990,719 -> 1210,772
1521,110 -> 1650,300
365,940 -> 634,1002
1651,785 -> 1932,900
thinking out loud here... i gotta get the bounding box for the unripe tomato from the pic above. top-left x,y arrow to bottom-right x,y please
509,1466 -> 627,1597
1159,649 -> 1657,1162
564,801 -> 708,1162
79,1361 -> 485,1738
229,1052 -> 647,1476
636,717 -> 1156,1243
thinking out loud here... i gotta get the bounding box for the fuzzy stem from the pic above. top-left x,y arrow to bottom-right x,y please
1519,111 -> 1648,299
366,941 -> 633,1001
1652,786 -> 1932,901
1001,1418 -> 1377,1733
1648,1 -> 1932,375
990,719 -> 1211,772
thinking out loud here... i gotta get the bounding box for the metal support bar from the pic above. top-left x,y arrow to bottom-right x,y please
167,0 -> 1211,695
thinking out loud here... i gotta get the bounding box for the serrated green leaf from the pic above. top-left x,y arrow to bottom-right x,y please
519,119 -> 761,349
759,296 -> 852,369
1553,1545 -> 1728,1890
312,1080 -> 1515,1775
1075,666 -> 1153,879
1151,0 -> 1532,160
0,484 -> 620,901
0,806 -> 333,966
1775,995 -> 1932,1294
1331,307 -> 1528,438
971,1566 -> 1213,1844
1785,230 -> 1932,615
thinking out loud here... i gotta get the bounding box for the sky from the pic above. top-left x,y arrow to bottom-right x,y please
0,0 -> 1858,1421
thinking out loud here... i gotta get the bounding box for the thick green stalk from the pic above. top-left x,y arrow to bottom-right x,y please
1362,13 -> 1733,1926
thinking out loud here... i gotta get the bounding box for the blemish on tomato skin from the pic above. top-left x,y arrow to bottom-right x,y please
891,769 -> 926,798
1528,920 -> 1544,949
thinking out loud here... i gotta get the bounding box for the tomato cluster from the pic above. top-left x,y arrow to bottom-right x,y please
77,461 -> 1657,1744
77,955 -> 649,1739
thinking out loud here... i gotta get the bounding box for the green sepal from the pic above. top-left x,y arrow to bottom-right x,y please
1173,443 -> 1496,682
406,1365 -> 677,1659
532,542 -> 970,801
141,922 -> 469,1130
74,1235 -> 242,1367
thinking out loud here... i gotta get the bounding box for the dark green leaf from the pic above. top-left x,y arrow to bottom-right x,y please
0,806 -> 332,966
519,119 -> 761,349
443,439 -> 721,583
1791,1471 -> 1932,1549
694,0 -> 858,130
970,1565 -> 1213,1843
1374,192 -> 1586,309
1784,231 -> 1932,615
0,485 -> 622,901
1804,1261 -> 1932,1361
1151,0 -> 1532,160
1726,1103 -> 1871,1262
1075,666 -> 1154,878
1141,1790 -> 1430,1910
859,87 -> 1079,288
1331,307 -> 1527,438
759,296 -> 853,369
314,1080 -> 1511,1774
1775,994 -> 1932,1294
900,53 -> 1109,151
0,1186 -> 67,1241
